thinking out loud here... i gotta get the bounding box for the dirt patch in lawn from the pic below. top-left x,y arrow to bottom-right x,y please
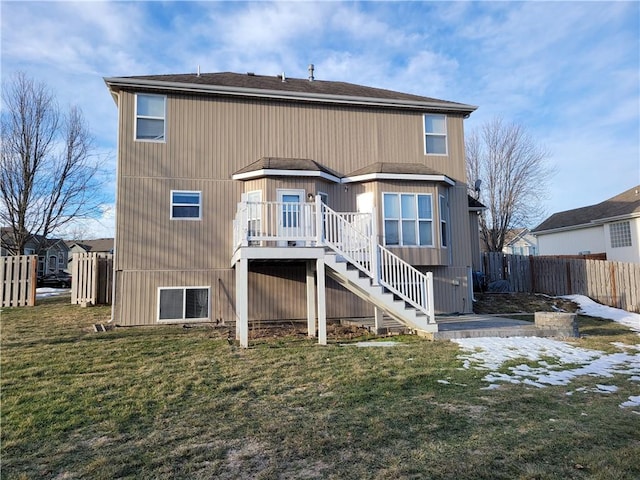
472,292 -> 579,315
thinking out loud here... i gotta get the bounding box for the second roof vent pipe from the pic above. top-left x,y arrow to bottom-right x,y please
308,64 -> 315,81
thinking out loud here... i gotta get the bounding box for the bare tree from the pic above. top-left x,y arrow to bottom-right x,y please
1,72 -> 101,255
466,117 -> 553,252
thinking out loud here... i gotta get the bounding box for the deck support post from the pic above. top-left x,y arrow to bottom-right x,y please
374,307 -> 384,334
316,257 -> 327,345
235,258 -> 249,348
306,261 -> 317,337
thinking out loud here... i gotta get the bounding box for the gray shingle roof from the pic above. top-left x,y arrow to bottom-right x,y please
233,157 -> 341,177
532,185 -> 640,233
105,72 -> 477,113
346,162 -> 445,177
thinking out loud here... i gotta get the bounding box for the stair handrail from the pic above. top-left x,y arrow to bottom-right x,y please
319,199 -> 434,324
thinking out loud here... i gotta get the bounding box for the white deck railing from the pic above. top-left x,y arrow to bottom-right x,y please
233,196 -> 434,323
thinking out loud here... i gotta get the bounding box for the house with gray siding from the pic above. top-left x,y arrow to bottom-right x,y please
104,70 -> 479,346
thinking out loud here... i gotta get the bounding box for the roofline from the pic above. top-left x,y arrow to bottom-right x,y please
103,77 -> 478,114
342,172 -> 456,185
533,211 -> 640,235
232,169 -> 342,183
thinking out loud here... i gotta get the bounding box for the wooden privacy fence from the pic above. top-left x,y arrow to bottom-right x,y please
71,252 -> 114,305
482,252 -> 640,313
1,255 -> 37,307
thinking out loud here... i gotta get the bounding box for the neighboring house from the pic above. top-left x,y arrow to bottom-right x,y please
532,185 -> 640,263
502,229 -> 538,256
1,228 -> 69,275
104,70 -> 479,344
66,238 -> 114,271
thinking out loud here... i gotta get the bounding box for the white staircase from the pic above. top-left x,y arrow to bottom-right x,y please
321,203 -> 438,334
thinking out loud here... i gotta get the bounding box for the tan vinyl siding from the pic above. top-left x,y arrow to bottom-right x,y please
113,88 -> 473,325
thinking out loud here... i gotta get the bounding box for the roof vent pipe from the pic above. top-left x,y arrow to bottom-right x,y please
281,72 -> 286,82
197,65 -> 200,76
308,64 -> 315,81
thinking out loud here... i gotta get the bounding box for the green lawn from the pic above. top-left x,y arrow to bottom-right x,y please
1,296 -> 639,479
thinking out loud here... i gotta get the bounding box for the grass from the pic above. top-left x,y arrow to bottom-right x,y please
1,296 -> 639,479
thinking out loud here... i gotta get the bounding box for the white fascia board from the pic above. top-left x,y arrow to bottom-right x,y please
232,169 -> 341,183
589,211 -> 640,225
341,172 -> 455,186
532,222 -> 600,236
103,77 -> 478,114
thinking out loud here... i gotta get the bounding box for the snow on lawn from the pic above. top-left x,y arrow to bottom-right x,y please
453,295 -> 640,410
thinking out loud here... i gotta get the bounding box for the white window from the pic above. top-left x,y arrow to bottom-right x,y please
171,191 -> 201,220
383,193 -> 433,246
135,93 -> 166,141
158,287 -> 210,321
610,221 -> 632,248
246,190 -> 262,243
424,114 -> 447,155
439,194 -> 449,248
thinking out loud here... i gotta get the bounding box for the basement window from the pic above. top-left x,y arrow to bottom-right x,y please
158,287 -> 210,322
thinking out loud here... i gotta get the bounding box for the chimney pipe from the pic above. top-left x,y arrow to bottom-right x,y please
308,64 -> 315,81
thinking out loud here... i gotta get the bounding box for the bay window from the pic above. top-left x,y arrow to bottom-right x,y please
383,193 -> 433,246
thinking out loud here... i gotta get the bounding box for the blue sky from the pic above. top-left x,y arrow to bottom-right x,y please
2,1 -> 639,238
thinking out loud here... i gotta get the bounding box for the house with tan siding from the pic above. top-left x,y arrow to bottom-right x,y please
104,70 -> 479,346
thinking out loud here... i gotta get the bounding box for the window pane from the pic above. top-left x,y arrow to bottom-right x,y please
426,135 -> 446,154
173,192 -> 200,204
159,289 -> 184,320
401,194 -> 416,219
138,95 -> 165,117
185,288 -> 209,319
417,195 -> 432,219
385,220 -> 399,245
425,115 -> 446,134
383,194 -> 399,218
402,220 -> 417,245
173,206 -> 200,218
137,118 -> 164,140
419,221 -> 433,246
440,222 -> 448,247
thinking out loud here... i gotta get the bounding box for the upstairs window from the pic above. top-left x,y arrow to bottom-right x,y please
424,114 -> 447,155
610,221 -> 632,248
383,193 -> 433,247
171,191 -> 201,220
136,94 -> 166,141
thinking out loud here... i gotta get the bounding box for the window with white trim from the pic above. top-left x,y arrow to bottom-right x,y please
439,194 -> 449,247
171,191 -> 201,219
424,114 -> 447,155
158,287 -> 210,321
383,193 -> 433,246
610,221 -> 632,248
135,93 -> 166,141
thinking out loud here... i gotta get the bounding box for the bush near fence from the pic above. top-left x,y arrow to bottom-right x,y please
482,252 -> 640,313
1,255 -> 37,307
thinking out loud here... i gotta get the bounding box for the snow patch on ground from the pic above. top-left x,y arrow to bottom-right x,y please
452,295 -> 640,410
36,288 -> 70,298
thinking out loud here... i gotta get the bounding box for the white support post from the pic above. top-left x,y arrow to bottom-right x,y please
370,206 -> 380,285
306,261 -> 317,337
374,307 -> 384,334
315,195 -> 323,246
316,257 -> 327,345
426,271 -> 435,324
235,258 -> 249,347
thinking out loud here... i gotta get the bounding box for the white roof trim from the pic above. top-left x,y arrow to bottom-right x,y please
104,77 -> 478,113
342,172 -> 455,186
232,169 -> 341,183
